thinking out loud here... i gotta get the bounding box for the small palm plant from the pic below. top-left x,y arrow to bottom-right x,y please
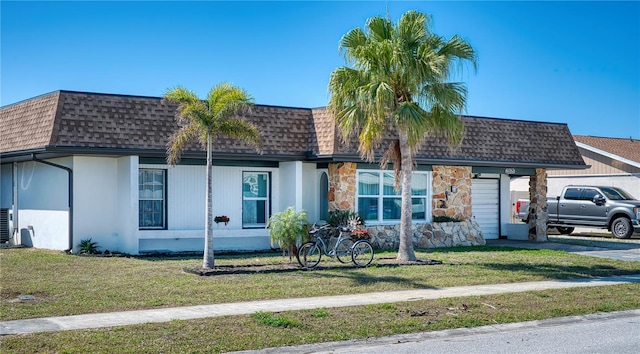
77,238 -> 101,255
266,207 -> 309,261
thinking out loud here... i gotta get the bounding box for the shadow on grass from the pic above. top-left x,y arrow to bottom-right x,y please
143,245 -> 637,284
475,262 -> 638,279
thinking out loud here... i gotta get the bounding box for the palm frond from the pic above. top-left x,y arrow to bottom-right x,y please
397,10 -> 429,50
208,83 -> 254,120
420,82 -> 468,114
380,138 -> 401,189
217,119 -> 263,153
367,15 -> 393,42
439,35 -> 479,74
427,105 -> 465,145
164,86 -> 206,124
166,123 -> 201,165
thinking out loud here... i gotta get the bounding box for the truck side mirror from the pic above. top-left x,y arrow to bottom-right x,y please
592,195 -> 605,205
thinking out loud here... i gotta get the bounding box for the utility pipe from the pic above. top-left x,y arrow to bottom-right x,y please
31,154 -> 74,252
12,162 -> 18,245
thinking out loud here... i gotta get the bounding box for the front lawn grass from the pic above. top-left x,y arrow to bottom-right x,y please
2,284 -> 639,353
1,246 -> 639,321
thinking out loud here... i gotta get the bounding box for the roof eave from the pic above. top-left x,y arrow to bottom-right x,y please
576,142 -> 640,169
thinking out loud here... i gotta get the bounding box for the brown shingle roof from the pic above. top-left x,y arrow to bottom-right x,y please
413,116 -> 585,166
1,90 -> 586,168
1,91 -> 312,158
0,91 -> 61,152
573,135 -> 640,164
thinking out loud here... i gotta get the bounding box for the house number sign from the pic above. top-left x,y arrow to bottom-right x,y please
504,168 -> 516,174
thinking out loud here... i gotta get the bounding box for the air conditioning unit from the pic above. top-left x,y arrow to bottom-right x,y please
0,209 -> 9,244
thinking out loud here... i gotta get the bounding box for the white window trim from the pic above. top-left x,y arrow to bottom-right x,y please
242,171 -> 270,228
355,169 -> 432,224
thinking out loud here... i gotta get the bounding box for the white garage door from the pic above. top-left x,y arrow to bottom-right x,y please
471,179 -> 499,239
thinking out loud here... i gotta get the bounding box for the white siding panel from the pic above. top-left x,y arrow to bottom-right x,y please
166,165 -> 206,230
212,167 -> 244,229
472,179 -> 499,239
159,165 -> 280,231
137,164 -> 278,253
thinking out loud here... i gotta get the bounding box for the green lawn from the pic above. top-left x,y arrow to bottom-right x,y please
1,246 -> 639,353
1,246 -> 638,321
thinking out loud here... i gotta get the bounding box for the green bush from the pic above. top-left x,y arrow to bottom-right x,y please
266,207 -> 309,254
77,238 -> 101,255
325,209 -> 364,228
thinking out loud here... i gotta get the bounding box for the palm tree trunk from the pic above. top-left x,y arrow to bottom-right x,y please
203,133 -> 215,268
397,130 -> 417,261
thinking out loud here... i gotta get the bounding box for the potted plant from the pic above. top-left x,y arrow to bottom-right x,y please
266,207 -> 308,261
351,228 -> 371,240
214,215 -> 230,225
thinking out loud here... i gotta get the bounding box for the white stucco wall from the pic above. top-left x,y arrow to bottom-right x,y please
301,163 -> 319,222
73,156 -> 121,252
499,174 -> 512,237
278,161 -> 302,211
117,156 -> 139,254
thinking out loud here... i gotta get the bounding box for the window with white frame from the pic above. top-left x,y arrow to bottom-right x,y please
139,169 -> 166,229
242,172 -> 270,228
356,171 -> 430,222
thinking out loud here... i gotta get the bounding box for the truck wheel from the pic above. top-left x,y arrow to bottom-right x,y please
611,217 -> 633,239
556,227 -> 574,235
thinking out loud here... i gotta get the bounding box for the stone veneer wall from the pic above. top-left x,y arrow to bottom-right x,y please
432,166 -> 472,220
365,221 -> 485,250
528,168 -> 548,242
326,163 -> 486,249
327,162 -> 356,211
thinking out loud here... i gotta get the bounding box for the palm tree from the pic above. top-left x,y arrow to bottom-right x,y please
164,83 -> 262,268
328,10 -> 477,261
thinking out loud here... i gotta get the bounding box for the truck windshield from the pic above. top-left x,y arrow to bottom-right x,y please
600,187 -> 636,200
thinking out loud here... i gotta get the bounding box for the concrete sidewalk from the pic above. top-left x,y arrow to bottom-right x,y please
2,274 -> 640,336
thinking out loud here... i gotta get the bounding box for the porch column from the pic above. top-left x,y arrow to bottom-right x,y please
432,166 -> 472,221
327,162 -> 356,211
528,168 -> 548,242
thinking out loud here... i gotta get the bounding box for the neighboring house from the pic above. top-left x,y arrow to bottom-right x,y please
511,135 -> 640,200
0,90 -> 586,254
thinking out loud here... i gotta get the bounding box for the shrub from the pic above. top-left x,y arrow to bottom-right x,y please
77,238 -> 101,255
266,207 -> 308,257
325,209 -> 364,228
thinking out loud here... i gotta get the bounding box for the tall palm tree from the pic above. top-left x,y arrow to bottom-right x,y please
328,10 -> 477,261
164,83 -> 262,269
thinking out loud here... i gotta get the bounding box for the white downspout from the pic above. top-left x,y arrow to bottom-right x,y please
12,162 -> 19,245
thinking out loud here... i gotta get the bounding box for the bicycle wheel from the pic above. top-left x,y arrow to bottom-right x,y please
351,240 -> 373,267
335,238 -> 354,263
296,242 -> 321,268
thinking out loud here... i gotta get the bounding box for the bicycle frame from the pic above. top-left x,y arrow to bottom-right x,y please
309,225 -> 351,258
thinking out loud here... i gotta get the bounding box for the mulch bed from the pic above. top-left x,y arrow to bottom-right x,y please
183,257 -> 443,276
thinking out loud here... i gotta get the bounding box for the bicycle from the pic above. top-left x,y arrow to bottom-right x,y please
296,223 -> 374,268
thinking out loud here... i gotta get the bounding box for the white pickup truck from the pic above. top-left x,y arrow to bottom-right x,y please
516,185 -> 640,238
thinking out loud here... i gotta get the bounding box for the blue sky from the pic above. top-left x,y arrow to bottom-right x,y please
2,1 -> 639,139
